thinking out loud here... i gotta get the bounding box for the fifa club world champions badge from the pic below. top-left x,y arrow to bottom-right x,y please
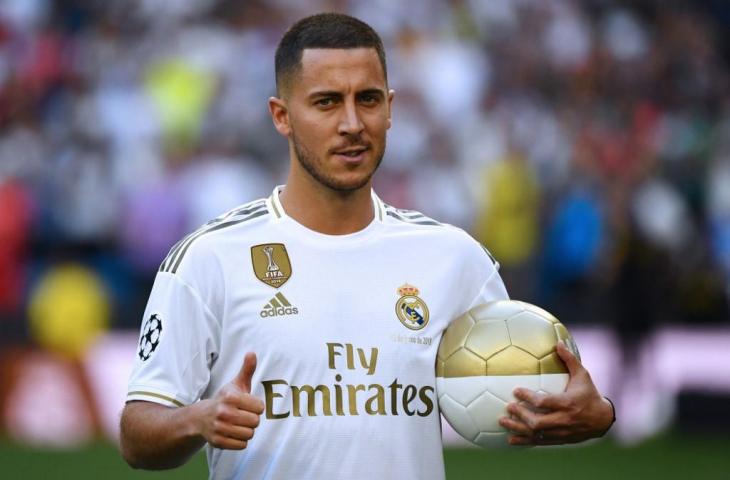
396,283 -> 429,330
251,243 -> 292,288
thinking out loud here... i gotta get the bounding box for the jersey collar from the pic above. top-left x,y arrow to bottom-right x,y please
267,185 -> 386,224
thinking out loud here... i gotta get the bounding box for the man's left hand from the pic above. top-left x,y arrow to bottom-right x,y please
498,340 -> 615,446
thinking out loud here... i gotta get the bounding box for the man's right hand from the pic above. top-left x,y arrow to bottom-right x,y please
195,352 -> 265,450
119,352 -> 265,468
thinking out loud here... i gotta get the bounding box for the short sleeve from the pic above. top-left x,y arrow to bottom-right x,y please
126,272 -> 220,407
466,268 -> 510,309
466,242 -> 509,309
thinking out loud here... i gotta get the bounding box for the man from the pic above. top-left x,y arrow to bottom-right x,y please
120,13 -> 614,479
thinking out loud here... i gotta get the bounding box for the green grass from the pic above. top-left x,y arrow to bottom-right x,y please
445,434 -> 730,480
1,434 -> 728,479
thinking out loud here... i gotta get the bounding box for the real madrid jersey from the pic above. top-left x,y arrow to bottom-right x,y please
127,186 -> 509,480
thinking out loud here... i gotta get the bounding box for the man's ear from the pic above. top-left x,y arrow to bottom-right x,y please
268,96 -> 290,136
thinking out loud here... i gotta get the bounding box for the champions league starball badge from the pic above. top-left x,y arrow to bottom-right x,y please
138,313 -> 163,361
395,283 -> 429,331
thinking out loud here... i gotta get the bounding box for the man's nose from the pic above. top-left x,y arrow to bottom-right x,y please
337,100 -> 364,136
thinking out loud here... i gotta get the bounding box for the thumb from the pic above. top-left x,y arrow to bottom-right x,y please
233,352 -> 257,393
556,340 -> 582,377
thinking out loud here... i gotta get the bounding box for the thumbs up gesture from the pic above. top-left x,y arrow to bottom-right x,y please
198,352 -> 265,450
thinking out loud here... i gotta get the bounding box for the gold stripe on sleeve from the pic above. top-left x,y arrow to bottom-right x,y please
128,391 -> 185,407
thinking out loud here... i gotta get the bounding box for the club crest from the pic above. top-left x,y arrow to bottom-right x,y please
251,243 -> 292,288
395,283 -> 429,330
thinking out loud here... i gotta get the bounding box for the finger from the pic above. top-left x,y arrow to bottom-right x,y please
209,435 -> 248,450
556,340 -> 582,377
512,388 -> 566,410
499,416 -> 531,436
219,409 -> 261,429
233,352 -> 257,393
239,394 -> 265,415
506,401 -> 539,429
506,401 -> 567,431
215,423 -> 256,442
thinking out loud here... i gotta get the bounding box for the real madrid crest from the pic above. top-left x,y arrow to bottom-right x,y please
395,283 -> 429,330
251,243 -> 292,288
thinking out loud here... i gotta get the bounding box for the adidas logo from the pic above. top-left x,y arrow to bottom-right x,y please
260,292 -> 299,318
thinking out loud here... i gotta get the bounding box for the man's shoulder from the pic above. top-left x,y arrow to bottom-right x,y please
381,204 -> 469,240
158,197 -> 272,275
381,204 -> 443,227
380,203 -> 497,267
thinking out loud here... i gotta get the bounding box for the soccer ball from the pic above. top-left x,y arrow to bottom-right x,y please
436,300 -> 579,448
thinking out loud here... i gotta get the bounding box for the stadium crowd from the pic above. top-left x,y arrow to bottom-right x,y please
1,0 -> 729,363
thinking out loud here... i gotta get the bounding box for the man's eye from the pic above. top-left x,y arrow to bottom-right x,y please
316,98 -> 333,107
360,95 -> 378,104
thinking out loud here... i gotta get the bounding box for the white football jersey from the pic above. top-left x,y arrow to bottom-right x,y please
127,186 -> 509,480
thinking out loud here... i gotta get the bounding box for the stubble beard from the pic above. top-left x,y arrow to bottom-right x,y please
291,129 -> 385,193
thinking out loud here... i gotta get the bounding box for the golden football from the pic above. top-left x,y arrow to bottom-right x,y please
436,300 -> 579,448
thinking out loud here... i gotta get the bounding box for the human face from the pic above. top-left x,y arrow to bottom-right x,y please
269,48 -> 393,192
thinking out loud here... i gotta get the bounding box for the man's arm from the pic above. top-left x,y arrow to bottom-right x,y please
499,341 -> 615,445
120,352 -> 265,469
120,400 -> 208,469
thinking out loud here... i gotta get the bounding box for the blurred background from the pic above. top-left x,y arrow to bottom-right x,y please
1,0 -> 729,478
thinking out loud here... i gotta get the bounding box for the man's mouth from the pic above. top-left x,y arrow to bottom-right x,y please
334,146 -> 369,157
332,146 -> 370,163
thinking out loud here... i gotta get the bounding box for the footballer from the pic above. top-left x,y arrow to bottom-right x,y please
120,13 -> 614,479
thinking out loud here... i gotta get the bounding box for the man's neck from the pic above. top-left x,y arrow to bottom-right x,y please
278,176 -> 375,235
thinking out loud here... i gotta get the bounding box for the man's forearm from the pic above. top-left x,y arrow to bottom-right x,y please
120,400 -> 207,470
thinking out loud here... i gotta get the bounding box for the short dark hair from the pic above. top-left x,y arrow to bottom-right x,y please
275,13 -> 387,96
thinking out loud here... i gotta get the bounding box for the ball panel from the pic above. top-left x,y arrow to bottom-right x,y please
473,431 -> 508,448
506,312 -> 557,358
470,300 -> 524,321
439,394 -> 480,442
443,348 -> 487,378
553,323 -> 571,342
539,352 -> 568,374
437,311 -> 475,361
484,374 -> 541,404
539,373 -> 569,394
486,346 -> 540,376
517,300 -> 560,324
464,319 -> 511,361
436,377 -> 486,407
465,390 -> 506,432
554,324 -> 581,361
